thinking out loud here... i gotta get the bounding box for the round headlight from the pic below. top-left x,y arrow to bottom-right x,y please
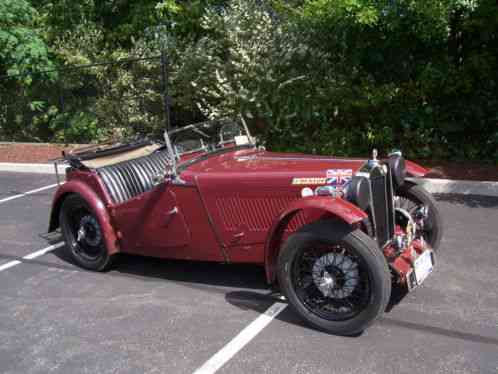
301,187 -> 314,198
388,153 -> 406,189
346,175 -> 371,211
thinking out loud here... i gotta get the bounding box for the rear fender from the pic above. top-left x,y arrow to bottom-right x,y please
49,180 -> 119,255
264,196 -> 368,284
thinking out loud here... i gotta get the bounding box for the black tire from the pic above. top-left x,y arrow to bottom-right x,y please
277,220 -> 391,336
396,181 -> 444,251
59,194 -> 113,271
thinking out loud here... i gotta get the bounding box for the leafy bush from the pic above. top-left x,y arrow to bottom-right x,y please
0,0 -> 496,163
168,0 -> 497,161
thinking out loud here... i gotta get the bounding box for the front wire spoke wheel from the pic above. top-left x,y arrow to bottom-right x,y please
278,221 -> 391,336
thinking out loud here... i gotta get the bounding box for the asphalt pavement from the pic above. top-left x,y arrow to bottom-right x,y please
0,171 -> 497,374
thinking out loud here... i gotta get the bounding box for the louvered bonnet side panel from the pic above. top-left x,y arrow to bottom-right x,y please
216,196 -> 307,232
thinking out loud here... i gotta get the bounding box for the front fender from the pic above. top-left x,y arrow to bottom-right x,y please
264,196 -> 368,284
406,160 -> 428,177
49,180 -> 119,255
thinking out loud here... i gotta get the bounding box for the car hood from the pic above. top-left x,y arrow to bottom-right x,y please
180,148 -> 427,184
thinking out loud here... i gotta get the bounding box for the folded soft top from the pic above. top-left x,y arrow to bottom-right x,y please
64,140 -> 163,169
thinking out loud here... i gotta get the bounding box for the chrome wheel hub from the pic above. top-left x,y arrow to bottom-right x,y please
77,215 -> 102,247
312,253 -> 359,298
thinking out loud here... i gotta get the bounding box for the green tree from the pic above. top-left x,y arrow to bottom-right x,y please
0,0 -> 496,160
0,0 -> 56,141
0,0 -> 53,79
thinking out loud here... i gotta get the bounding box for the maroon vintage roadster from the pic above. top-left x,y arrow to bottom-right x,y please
49,119 -> 442,335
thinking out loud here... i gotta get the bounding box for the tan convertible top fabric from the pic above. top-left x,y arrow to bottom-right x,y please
79,144 -> 162,169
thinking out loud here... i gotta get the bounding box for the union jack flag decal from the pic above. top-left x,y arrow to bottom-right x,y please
326,169 -> 353,187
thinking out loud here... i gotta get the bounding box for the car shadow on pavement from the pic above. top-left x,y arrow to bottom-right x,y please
50,246 -> 410,338
224,289 -> 498,345
53,247 -> 270,295
114,254 -> 269,290
224,290 -> 327,332
378,317 -> 498,346
224,289 -> 415,338
52,246 -> 357,336
50,247 -> 498,345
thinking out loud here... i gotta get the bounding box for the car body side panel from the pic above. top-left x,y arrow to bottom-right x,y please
112,183 -> 225,262
194,167 -> 368,265
195,172 -> 304,263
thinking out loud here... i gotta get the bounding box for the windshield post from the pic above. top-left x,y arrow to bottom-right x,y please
239,115 -> 252,143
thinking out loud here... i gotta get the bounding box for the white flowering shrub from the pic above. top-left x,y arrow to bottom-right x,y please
171,0 -> 308,136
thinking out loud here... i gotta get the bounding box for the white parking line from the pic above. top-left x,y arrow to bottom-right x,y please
192,302 -> 288,374
0,242 -> 65,272
0,183 -> 61,204
0,260 -> 22,272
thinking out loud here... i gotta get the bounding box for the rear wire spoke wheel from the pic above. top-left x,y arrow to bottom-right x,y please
395,181 -> 443,251
278,220 -> 391,336
59,194 -> 113,271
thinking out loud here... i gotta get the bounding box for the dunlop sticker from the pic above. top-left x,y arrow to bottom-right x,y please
291,177 -> 327,185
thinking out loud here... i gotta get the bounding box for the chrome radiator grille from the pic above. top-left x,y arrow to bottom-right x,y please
369,167 -> 395,247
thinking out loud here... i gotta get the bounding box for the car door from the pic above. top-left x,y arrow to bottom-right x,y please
114,179 -> 225,262
135,184 -> 191,250
111,180 -> 189,252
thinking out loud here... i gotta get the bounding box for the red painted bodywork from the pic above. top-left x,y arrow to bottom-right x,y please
385,238 -> 427,287
49,147 -> 429,283
263,196 -> 369,284
405,160 -> 428,177
51,175 -> 119,255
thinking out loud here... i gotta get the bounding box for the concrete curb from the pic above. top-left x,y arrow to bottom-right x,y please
1,162 -> 497,197
0,162 -> 66,174
412,178 -> 498,197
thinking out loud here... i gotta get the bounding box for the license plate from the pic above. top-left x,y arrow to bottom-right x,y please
414,250 -> 434,285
